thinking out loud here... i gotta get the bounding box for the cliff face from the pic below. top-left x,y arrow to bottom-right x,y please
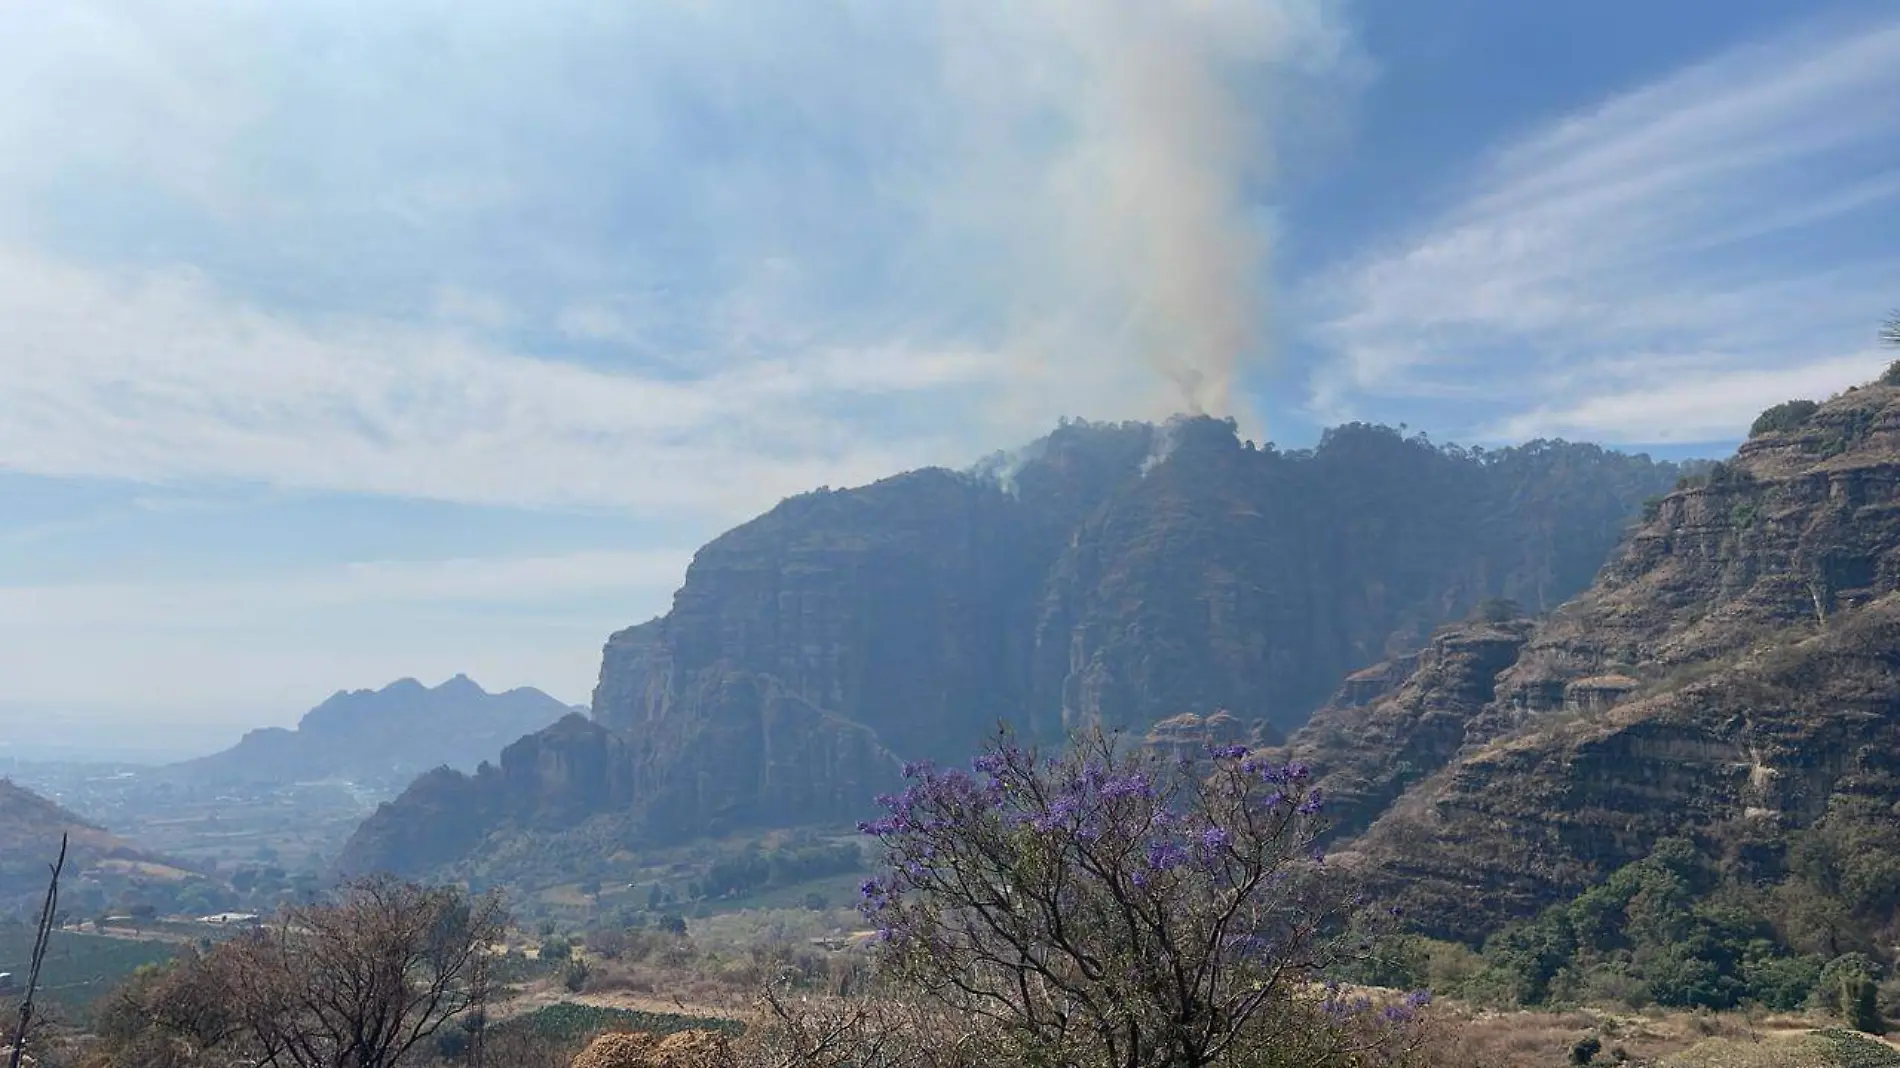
171,675 -> 575,790
1334,381 -> 1900,939
1287,617 -> 1535,841
340,418 -> 1681,876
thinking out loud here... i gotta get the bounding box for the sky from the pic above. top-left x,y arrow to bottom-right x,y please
2,0 -> 1897,754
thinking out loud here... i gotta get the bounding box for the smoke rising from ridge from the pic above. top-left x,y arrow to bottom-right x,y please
939,0 -> 1358,430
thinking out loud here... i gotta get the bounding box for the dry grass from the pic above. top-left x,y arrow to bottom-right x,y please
1415,1004 -> 1889,1067
1664,1029 -> 1900,1068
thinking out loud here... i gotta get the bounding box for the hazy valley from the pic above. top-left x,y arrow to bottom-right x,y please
16,379 -> 1900,1064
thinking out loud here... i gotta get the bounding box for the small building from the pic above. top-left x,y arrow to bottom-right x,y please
197,912 -> 261,926
0,971 -> 15,993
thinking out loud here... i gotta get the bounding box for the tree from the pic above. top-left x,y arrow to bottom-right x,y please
1471,597 -> 1523,624
102,876 -> 505,1068
1818,954 -> 1884,1034
856,729 -> 1424,1068
8,835 -> 64,1068
1750,399 -> 1820,437
586,926 -> 630,960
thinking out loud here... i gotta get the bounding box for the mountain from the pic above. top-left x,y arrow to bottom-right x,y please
171,676 -> 575,790
1282,374 -> 1900,941
339,417 -> 1682,877
0,779 -> 188,912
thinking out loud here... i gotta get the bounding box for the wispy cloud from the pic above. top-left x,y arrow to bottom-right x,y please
1308,14 -> 1900,444
0,0 -> 1363,520
0,245 -> 989,514
0,548 -> 693,630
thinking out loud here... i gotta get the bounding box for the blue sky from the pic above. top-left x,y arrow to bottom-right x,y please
1,0 -> 1896,752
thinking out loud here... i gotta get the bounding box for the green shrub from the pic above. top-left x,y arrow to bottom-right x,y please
1471,597 -> 1524,623
1814,1026 -> 1900,1065
562,957 -> 590,993
1818,955 -> 1884,1033
491,1003 -> 743,1044
1477,841 -> 1829,1012
1750,399 -> 1820,437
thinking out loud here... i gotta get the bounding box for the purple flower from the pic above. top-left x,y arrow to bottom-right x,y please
1197,826 -> 1230,852
857,816 -> 903,837
1405,990 -> 1433,1009
1258,760 -> 1313,785
1145,840 -> 1189,871
1207,743 -> 1250,760
1297,789 -> 1325,815
1101,773 -> 1152,801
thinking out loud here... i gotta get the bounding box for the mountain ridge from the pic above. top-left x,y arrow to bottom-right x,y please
0,778 -> 187,912
170,675 -> 574,790
1296,374 -> 1900,939
339,416 -> 1684,878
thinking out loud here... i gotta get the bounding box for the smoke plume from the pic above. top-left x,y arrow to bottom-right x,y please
939,0 -> 1358,430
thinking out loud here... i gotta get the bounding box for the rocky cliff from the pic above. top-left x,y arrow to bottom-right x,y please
1287,615 -> 1536,842
172,675 -> 575,790
340,417 -> 1681,877
1318,377 -> 1900,940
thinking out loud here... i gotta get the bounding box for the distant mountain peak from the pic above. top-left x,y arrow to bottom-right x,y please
434,673 -> 486,697
169,675 -> 573,790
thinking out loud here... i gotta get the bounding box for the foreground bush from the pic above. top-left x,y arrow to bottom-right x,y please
94,876 -> 504,1068
849,728 -> 1431,1068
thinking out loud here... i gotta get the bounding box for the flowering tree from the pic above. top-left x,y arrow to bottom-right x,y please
857,729 -> 1425,1068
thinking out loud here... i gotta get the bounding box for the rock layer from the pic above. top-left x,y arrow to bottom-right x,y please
1335,381 -> 1900,939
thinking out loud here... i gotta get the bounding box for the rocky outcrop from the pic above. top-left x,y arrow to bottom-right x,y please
1144,711 -> 1261,761
1286,619 -> 1535,841
171,676 -> 575,790
1341,379 -> 1900,940
340,417 -> 1681,875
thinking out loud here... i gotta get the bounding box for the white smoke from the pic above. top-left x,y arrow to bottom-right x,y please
932,0 -> 1361,437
